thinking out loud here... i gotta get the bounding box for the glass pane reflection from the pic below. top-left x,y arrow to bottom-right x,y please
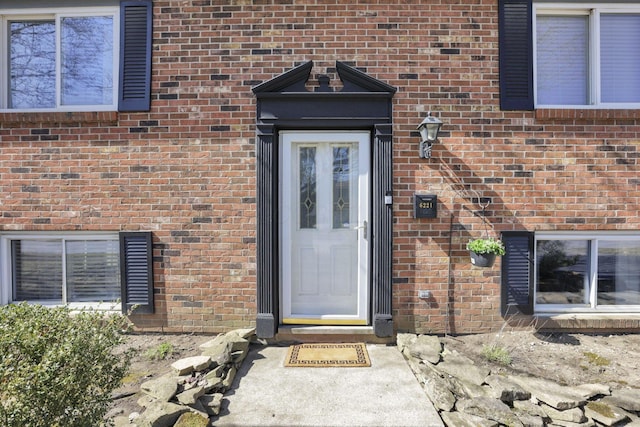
536,240 -> 589,305
61,16 -> 114,105
9,20 -> 56,108
598,241 -> 640,305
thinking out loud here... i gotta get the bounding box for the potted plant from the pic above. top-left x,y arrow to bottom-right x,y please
466,237 -> 506,267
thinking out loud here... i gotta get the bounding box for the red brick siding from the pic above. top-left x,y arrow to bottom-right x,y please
1,0 -> 639,334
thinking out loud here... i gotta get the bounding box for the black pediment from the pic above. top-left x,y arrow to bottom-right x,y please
252,61 -> 397,95
335,61 -> 397,94
251,61 -> 313,94
252,61 -> 396,125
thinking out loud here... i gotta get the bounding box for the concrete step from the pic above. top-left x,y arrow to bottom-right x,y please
275,325 -> 394,344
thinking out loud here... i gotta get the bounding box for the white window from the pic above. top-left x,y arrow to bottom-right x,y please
534,4 -> 640,108
535,233 -> 640,313
0,7 -> 119,112
1,234 -> 120,310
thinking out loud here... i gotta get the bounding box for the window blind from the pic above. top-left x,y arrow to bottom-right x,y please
11,238 -> 120,304
12,240 -> 63,301
601,14 -> 640,103
536,15 -> 588,105
66,240 -> 120,302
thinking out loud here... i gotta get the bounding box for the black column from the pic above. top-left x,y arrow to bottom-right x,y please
256,124 -> 278,338
372,124 -> 393,337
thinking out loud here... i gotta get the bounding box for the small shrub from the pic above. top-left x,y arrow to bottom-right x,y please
146,342 -> 175,361
0,303 -> 132,427
481,344 -> 512,366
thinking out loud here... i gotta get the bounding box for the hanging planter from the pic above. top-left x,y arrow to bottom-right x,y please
467,238 -> 506,268
469,250 -> 497,267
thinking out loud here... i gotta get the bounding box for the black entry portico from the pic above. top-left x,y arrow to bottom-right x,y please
252,61 -> 396,338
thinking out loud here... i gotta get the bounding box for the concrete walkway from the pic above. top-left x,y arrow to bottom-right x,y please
215,344 -> 444,427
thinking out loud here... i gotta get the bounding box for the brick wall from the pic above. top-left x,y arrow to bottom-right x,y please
1,0 -> 639,334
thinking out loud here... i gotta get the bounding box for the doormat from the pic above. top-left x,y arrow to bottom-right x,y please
284,343 -> 371,367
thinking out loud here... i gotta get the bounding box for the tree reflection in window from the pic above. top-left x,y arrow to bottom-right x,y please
8,15 -> 114,109
10,20 -> 56,108
61,16 -> 113,105
536,240 -> 589,305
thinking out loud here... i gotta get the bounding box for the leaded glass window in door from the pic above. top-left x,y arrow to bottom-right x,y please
299,147 -> 317,229
333,146 -> 351,229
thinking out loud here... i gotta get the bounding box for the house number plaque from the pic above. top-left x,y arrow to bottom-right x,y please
414,194 -> 437,218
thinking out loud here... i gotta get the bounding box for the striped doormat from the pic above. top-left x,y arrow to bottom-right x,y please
284,343 -> 371,367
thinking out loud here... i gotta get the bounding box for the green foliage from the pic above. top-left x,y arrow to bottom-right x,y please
467,238 -> 506,256
481,344 -> 512,366
0,303 -> 132,427
583,351 -> 610,366
145,342 -> 174,361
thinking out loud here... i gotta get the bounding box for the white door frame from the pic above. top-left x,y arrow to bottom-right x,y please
280,131 -> 370,325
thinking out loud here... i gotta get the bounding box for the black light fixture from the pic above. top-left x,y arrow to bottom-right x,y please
417,112 -> 443,159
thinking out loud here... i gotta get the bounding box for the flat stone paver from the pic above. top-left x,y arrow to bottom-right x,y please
215,344 -> 443,427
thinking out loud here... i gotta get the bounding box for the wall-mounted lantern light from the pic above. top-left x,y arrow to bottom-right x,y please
417,112 -> 443,159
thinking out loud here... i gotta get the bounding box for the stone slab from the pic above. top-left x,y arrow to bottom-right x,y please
457,397 -> 524,427
509,376 -> 586,410
171,356 -> 212,375
440,411 -> 499,427
604,388 -> 640,412
485,374 -> 531,402
584,401 -> 628,426
140,376 -> 178,402
407,335 -> 442,364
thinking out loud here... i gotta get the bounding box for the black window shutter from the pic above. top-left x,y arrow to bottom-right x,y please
118,0 -> 152,112
120,232 -> 154,314
501,231 -> 534,316
498,0 -> 534,110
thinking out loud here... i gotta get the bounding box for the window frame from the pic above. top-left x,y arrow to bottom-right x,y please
534,232 -> 640,314
533,3 -> 640,109
0,6 -> 120,112
0,232 -> 121,311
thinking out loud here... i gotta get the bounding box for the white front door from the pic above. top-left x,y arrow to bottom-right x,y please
281,131 -> 370,325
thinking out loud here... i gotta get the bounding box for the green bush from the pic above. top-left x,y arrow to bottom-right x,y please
0,303 -> 132,427
481,344 -> 512,366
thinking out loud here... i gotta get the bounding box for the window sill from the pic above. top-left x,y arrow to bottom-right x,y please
0,111 -> 118,127
535,313 -> 640,332
535,108 -> 640,121
13,301 -> 121,312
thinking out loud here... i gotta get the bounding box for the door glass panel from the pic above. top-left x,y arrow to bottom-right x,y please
597,240 -> 640,305
333,146 -> 351,229
299,147 -> 316,229
536,240 -> 589,305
